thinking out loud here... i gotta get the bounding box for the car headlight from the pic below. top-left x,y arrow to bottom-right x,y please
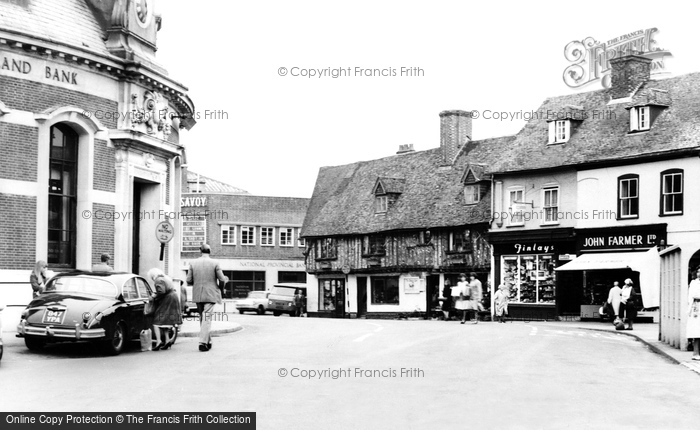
268,300 -> 272,305
288,302 -> 293,307
20,309 -> 29,319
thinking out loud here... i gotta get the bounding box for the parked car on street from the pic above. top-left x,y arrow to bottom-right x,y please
17,271 -> 162,355
268,283 -> 307,317
235,291 -> 270,315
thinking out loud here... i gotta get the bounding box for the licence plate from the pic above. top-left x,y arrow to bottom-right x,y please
42,309 -> 66,324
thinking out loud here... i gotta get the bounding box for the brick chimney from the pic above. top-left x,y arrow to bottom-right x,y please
609,53 -> 652,99
439,110 -> 472,166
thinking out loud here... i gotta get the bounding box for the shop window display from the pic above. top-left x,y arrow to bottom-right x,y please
501,255 -> 555,303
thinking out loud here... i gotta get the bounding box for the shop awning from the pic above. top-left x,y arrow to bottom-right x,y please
555,248 -> 659,308
555,252 -> 648,271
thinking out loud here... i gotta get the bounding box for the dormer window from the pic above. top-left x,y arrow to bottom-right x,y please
464,184 -> 480,204
375,195 -> 388,213
548,120 -> 570,144
372,177 -> 405,214
630,106 -> 650,132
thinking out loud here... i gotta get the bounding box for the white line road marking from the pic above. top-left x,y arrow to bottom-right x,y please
353,333 -> 374,342
353,322 -> 384,342
530,327 -> 538,336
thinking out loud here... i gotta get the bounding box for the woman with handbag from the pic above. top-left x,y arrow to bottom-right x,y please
147,268 -> 183,351
468,272 -> 483,324
687,267 -> 700,361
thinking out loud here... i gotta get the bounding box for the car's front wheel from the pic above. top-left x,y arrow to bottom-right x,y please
257,306 -> 265,315
25,336 -> 46,351
273,311 -> 281,317
102,323 -> 126,356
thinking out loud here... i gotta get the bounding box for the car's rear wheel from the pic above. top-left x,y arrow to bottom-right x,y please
273,311 -> 281,317
25,336 -> 46,351
257,306 -> 265,315
102,322 -> 126,356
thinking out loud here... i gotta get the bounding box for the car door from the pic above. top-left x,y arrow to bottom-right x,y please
121,277 -> 147,340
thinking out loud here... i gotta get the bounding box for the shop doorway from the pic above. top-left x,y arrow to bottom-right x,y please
131,179 -> 160,277
319,278 -> 345,318
425,275 -> 440,319
357,277 -> 367,318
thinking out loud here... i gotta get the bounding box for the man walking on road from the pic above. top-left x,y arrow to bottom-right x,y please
186,244 -> 228,352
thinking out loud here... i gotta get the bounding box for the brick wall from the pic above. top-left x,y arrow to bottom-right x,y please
91,202 -> 115,265
93,138 -> 115,192
0,75 -> 119,129
0,122 -> 38,181
440,110 -> 472,165
0,194 -> 36,269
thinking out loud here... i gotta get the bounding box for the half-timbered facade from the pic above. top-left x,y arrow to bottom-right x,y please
302,111 -> 513,318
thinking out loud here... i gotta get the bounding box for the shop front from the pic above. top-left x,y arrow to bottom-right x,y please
489,228 -> 577,321
556,224 -> 666,319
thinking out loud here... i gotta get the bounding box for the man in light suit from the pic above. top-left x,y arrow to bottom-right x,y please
186,244 -> 228,351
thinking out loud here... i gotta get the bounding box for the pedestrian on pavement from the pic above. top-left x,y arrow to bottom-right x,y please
606,281 -> 622,324
619,278 -> 637,330
294,289 -> 304,317
147,268 -> 182,351
29,260 -> 48,298
441,279 -> 453,321
494,283 -> 509,323
186,244 -> 228,352
91,253 -> 113,272
686,267 -> 700,360
468,272 -> 483,324
454,273 -> 470,324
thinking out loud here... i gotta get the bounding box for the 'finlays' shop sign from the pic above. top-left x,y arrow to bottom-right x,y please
563,28 -> 673,89
1,53 -> 79,85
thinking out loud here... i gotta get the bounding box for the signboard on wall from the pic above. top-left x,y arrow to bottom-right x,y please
577,224 -> 666,252
181,215 -> 207,252
403,277 -> 424,294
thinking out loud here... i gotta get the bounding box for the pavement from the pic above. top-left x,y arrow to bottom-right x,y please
1,304 -> 243,337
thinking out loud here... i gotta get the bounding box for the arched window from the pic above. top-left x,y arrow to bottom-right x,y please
48,123 -> 78,267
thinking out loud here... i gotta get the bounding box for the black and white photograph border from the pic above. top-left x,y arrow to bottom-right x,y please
1,0 -> 700,429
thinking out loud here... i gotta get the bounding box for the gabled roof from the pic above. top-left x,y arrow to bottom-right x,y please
461,164 -> 488,184
373,177 -> 406,195
301,135 -> 515,237
489,72 -> 700,174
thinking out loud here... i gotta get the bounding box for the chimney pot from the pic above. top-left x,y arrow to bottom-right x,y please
396,144 -> 415,154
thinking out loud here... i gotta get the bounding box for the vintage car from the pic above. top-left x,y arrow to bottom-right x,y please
268,283 -> 307,317
17,271 -> 159,355
235,291 -> 270,315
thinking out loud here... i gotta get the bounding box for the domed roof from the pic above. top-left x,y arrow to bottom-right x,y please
0,0 -> 109,56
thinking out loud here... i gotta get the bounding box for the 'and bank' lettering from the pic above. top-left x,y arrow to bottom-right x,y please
0,55 -> 79,86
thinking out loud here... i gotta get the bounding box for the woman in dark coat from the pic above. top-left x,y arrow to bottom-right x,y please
147,268 -> 183,350
441,279 -> 453,321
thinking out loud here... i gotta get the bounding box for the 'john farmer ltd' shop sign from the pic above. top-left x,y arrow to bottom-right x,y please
577,225 -> 667,251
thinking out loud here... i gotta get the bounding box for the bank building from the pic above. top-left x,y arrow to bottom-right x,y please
0,0 -> 195,305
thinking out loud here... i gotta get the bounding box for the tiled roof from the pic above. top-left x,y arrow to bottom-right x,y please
489,72 -> 700,174
301,135 -> 515,237
374,177 -> 406,194
208,194 -> 309,226
0,0 -> 109,56
186,171 -> 249,194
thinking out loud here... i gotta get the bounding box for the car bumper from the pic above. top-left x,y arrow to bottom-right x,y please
17,320 -> 105,340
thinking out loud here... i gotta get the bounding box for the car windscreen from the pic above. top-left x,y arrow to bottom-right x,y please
270,287 -> 296,297
46,277 -> 118,298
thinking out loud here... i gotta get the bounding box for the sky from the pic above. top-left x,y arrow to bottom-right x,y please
154,0 -> 699,198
